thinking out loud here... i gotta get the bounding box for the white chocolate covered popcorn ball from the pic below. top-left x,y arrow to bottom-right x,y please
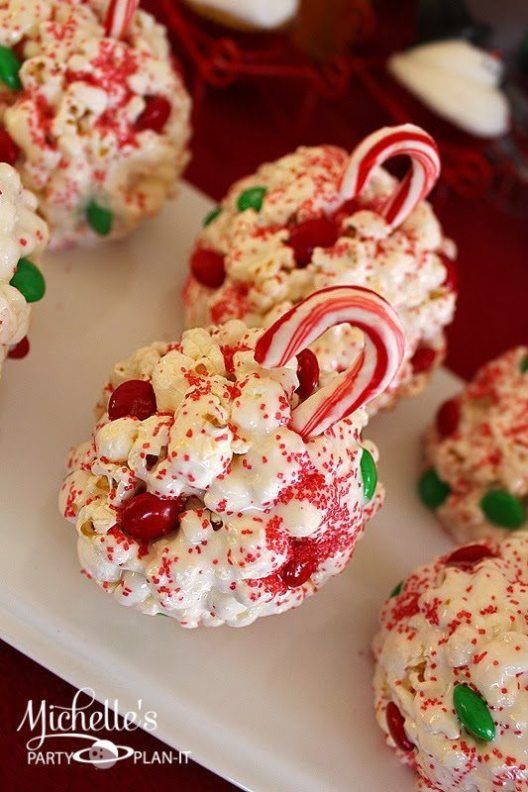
184,124 -> 456,415
0,0 -> 191,248
0,161 -> 48,373
59,286 -> 405,627
373,532 -> 528,792
419,348 -> 528,544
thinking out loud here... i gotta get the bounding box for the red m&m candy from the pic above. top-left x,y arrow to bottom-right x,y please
386,701 -> 414,752
445,544 -> 495,570
135,96 -> 171,133
120,493 -> 183,542
190,247 -> 226,288
108,380 -> 157,421
0,127 -> 19,165
287,217 -> 340,268
296,349 -> 319,399
280,555 -> 317,588
436,398 -> 460,437
411,347 -> 437,375
7,335 -> 29,359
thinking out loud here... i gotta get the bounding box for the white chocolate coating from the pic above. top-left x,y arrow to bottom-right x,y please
373,531 -> 528,792
423,347 -> 528,544
0,0 -> 191,248
183,145 -> 456,414
59,321 -> 383,628
0,161 -> 48,373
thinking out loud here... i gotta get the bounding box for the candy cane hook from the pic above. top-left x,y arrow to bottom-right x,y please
340,124 -> 441,229
255,286 -> 406,438
104,0 -> 139,39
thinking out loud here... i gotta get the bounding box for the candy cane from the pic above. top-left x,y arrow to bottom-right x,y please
340,124 -> 441,229
104,0 -> 139,39
254,286 -> 406,438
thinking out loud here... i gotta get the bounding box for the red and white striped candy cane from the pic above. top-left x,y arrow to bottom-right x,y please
104,0 -> 139,39
340,124 -> 441,229
254,286 -> 406,438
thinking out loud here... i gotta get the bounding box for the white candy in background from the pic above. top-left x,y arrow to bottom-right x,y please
388,39 -> 510,138
184,0 -> 299,30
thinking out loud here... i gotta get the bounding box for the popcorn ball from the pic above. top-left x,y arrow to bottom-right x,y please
59,286 -> 405,628
373,532 -> 528,792
0,0 -> 191,248
184,124 -> 456,414
0,161 -> 48,374
420,348 -> 528,544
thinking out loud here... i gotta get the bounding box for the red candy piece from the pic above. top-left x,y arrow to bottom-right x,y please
135,96 -> 172,133
441,255 -> 458,293
445,544 -> 495,570
0,128 -> 20,166
296,348 -> 319,399
190,247 -> 226,288
411,346 -> 437,375
7,335 -> 29,359
120,492 -> 183,542
386,701 -> 414,752
287,217 -> 340,268
280,555 -> 317,588
436,398 -> 460,437
108,379 -> 157,421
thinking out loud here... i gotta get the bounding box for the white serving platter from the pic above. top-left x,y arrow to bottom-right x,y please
0,182 -> 460,791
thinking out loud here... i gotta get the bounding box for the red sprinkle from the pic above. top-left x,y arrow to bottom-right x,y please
445,544 -> 496,570
296,349 -> 319,399
108,380 -> 156,421
436,398 -> 460,437
190,247 -> 226,288
0,128 -> 20,166
411,347 -> 437,375
287,217 -> 340,268
7,336 -> 30,359
135,96 -> 172,133
120,493 -> 183,542
280,556 -> 317,588
386,701 -> 414,752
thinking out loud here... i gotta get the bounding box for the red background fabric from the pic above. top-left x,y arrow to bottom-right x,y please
2,2 -> 527,790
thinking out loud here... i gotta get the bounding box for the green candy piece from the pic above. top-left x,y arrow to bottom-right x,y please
520,355 -> 528,373
236,186 -> 266,213
203,207 -> 221,227
360,448 -> 377,502
390,580 -> 403,598
453,684 -> 495,742
418,468 -> 450,510
0,45 -> 22,91
86,201 -> 113,236
480,489 -> 525,529
10,258 -> 45,303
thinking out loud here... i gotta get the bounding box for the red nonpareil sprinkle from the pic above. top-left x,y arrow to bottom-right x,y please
108,379 -> 157,421
0,128 -> 20,166
135,96 -> 171,133
436,398 -> 460,437
411,347 -> 437,375
119,492 -> 183,542
296,349 -> 319,399
386,701 -> 415,752
190,247 -> 226,288
7,336 -> 30,359
445,544 -> 496,570
287,216 -> 340,268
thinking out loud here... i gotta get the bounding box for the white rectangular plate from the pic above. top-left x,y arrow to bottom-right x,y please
0,182 -> 460,791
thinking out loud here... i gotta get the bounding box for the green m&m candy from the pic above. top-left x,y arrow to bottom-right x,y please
9,258 -> 45,303
418,468 -> 450,510
203,207 -> 221,227
390,580 -> 403,598
480,489 -> 525,529
0,45 -> 22,91
86,200 -> 113,236
360,448 -> 377,502
453,684 -> 495,742
236,186 -> 266,213
520,354 -> 528,373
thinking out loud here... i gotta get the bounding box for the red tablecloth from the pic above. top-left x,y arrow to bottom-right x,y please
2,8 -> 528,792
